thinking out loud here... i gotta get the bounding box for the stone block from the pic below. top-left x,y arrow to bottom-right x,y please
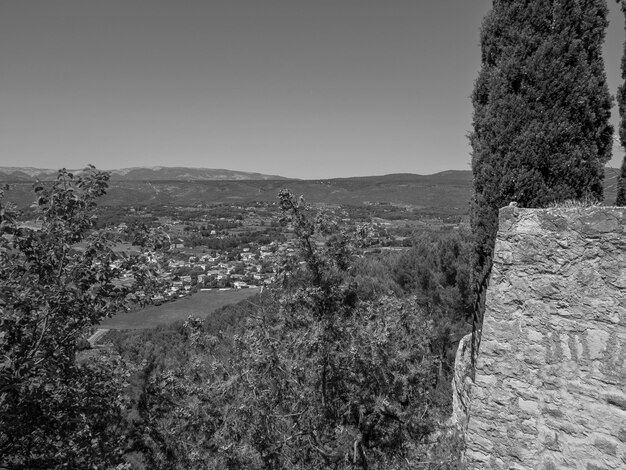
518,397 -> 539,415
604,394 -> 626,412
586,463 -> 609,470
593,437 -> 617,456
587,329 -> 610,360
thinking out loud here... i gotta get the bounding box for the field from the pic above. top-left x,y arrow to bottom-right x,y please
100,288 -> 259,329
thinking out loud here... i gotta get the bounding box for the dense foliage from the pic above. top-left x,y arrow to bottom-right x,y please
109,193 -> 468,469
616,158 -> 626,206
203,191 -> 449,468
470,0 -> 613,355
0,168 -> 165,468
617,0 -> 626,206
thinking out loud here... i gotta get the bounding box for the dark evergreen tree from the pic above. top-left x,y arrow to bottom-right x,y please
616,160 -> 626,205
469,0 -> 613,358
617,0 -> 626,206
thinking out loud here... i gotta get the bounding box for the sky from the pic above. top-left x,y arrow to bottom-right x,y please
1,1 -> 625,179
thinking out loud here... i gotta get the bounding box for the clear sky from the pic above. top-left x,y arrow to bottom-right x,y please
1,1 -> 624,179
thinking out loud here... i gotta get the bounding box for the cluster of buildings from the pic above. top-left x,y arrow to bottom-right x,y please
110,203 -> 421,305
149,240 -> 300,303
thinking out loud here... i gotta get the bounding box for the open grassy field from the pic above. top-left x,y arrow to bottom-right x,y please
100,288 -> 259,329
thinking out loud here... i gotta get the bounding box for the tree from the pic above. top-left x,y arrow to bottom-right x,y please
617,0 -> 626,206
0,167 -> 164,468
206,191 -> 448,469
616,159 -> 626,205
469,0 -> 613,357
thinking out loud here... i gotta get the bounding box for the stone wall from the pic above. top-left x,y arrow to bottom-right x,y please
464,206 -> 626,470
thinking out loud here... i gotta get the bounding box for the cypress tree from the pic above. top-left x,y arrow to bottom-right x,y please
616,160 -> 626,205
469,0 -> 613,358
617,0 -> 626,206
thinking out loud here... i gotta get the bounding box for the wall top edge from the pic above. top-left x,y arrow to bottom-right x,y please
498,205 -> 626,236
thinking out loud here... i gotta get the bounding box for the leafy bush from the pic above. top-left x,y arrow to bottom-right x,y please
0,168 -> 164,468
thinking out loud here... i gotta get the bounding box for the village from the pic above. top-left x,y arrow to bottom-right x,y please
108,201 -> 433,305
150,239 -> 290,303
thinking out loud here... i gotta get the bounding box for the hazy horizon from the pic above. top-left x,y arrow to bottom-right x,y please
0,163 -> 472,179
2,1 -> 625,179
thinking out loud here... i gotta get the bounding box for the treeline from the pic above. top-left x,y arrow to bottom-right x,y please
183,228 -> 287,250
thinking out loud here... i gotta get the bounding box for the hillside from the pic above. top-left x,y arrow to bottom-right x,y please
1,167 -> 620,215
1,170 -> 473,215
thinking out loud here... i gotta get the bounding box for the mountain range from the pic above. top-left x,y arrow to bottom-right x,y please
0,166 -> 287,182
0,166 -> 620,216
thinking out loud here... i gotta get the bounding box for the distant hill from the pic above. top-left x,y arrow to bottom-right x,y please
1,168 -> 472,215
95,171 -> 474,215
2,167 -> 620,216
0,166 -> 287,182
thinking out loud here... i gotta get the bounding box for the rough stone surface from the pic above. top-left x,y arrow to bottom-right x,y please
464,206 -> 626,469
451,333 -> 473,429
